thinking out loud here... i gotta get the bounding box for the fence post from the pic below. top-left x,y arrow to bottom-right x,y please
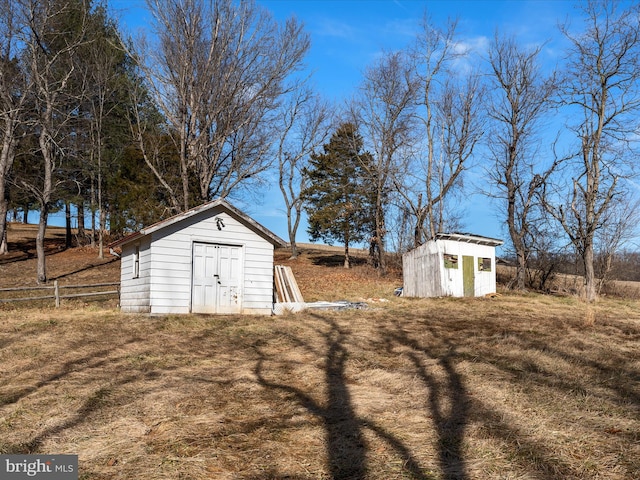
54,280 -> 60,308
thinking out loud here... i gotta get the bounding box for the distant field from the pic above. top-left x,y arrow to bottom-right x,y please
1,224 -> 639,479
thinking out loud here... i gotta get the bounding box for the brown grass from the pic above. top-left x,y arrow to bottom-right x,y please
274,246 -> 402,302
1,225 -> 639,479
496,264 -> 640,300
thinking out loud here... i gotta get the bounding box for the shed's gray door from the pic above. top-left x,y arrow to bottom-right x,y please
192,242 -> 242,313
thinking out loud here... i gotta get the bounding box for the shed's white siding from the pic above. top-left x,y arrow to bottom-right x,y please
402,240 -> 447,297
120,237 -> 152,313
403,236 -> 499,298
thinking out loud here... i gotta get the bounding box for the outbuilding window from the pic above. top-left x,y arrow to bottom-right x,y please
133,245 -> 140,278
478,257 -> 492,272
444,254 -> 458,269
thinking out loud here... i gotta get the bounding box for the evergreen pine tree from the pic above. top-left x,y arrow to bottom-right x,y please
303,123 -> 375,268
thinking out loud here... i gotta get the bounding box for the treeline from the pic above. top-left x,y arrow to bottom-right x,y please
279,0 -> 640,302
505,250 -> 640,292
1,0 -> 640,302
0,0 -> 178,283
0,0 -> 309,283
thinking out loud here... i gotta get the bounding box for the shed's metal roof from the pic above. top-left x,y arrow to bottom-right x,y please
435,232 -> 504,247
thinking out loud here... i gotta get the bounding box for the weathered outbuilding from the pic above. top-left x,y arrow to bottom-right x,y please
111,199 -> 286,315
402,233 -> 503,298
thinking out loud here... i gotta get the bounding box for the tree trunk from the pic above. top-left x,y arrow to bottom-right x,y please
65,201 -> 72,249
344,241 -> 350,268
373,198 -> 386,274
0,194 -> 8,255
0,227 -> 6,255
289,238 -> 298,259
414,195 -> 425,247
77,201 -> 85,241
36,204 -> 49,283
98,207 -> 106,259
287,206 -> 299,259
90,178 -> 96,247
515,249 -> 526,290
98,154 -> 104,259
180,116 -> 191,212
91,208 -> 96,248
584,242 -> 596,302
36,126 -> 54,284
508,204 -> 527,290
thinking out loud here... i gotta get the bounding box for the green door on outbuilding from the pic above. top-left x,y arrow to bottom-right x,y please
463,255 -> 475,297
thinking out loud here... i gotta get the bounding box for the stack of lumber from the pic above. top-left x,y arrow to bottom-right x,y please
273,265 -> 369,315
274,265 -> 304,304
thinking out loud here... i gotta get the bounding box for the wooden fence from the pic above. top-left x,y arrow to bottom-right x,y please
0,281 -> 120,307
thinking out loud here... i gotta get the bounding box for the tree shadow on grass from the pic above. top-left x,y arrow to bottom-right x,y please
0,235 -> 68,266
0,332 -> 170,456
311,254 -> 368,268
380,314 -> 619,480
0,335 -> 144,407
384,322 -> 471,480
4,375 -> 139,455
49,256 -> 119,281
254,313 -> 434,480
255,315 -> 366,479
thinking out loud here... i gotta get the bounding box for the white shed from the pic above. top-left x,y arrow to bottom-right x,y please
111,199 -> 286,315
402,233 -> 503,298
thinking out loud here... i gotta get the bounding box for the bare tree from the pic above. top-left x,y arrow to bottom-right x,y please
276,87 -> 332,258
544,0 -> 640,302
394,18 -> 483,249
137,0 -> 309,212
0,0 -> 28,255
19,0 -> 90,283
429,75 -> 483,237
486,34 -> 557,290
81,9 -> 129,258
126,72 -> 183,213
414,18 -> 462,244
353,50 -> 418,273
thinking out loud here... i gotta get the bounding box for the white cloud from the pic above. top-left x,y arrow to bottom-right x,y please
453,35 -> 490,56
381,18 -> 420,39
313,17 -> 357,40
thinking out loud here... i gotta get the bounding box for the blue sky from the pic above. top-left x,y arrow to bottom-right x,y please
104,0 -> 587,250
258,0 -> 572,100
247,0 -> 578,248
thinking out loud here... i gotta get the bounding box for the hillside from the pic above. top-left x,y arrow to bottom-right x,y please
0,223 -> 120,289
3,222 -> 640,302
0,223 -> 401,303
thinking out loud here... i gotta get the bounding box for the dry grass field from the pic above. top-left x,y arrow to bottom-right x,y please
1,223 -> 639,479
